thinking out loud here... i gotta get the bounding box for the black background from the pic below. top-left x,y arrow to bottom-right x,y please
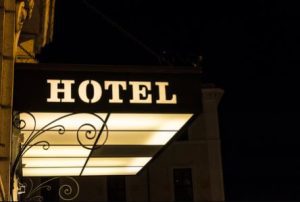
37,0 -> 300,200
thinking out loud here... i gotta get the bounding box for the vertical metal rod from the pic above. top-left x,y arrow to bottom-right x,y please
80,113 -> 110,176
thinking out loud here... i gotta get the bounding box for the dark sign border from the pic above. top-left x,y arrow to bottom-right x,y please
14,63 -> 202,114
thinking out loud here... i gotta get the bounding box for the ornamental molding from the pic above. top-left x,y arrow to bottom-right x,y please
15,0 -> 34,56
16,0 -> 34,33
202,88 -> 224,104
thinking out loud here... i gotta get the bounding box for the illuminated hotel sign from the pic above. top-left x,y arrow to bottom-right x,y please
46,80 -> 177,104
13,64 -> 202,177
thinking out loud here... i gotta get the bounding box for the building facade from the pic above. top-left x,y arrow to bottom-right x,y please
69,87 -> 225,202
1,1 -> 224,201
0,0 -> 54,200
18,87 -> 224,202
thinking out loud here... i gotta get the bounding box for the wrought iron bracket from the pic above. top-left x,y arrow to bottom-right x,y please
10,111 -> 110,201
19,177 -> 79,201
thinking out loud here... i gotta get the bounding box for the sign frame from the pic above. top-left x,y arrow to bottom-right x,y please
14,64 -> 202,114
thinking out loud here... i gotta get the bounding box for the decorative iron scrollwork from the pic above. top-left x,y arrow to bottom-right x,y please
21,177 -> 79,201
11,112 -> 110,201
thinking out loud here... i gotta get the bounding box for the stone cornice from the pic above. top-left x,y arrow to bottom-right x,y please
202,88 -> 224,105
15,0 -> 34,32
16,0 -> 56,62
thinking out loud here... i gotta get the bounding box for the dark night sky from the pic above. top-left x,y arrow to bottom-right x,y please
38,1 -> 300,200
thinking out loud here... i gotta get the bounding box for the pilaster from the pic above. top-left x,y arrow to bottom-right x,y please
0,0 -> 35,199
0,1 -> 16,200
201,87 -> 225,201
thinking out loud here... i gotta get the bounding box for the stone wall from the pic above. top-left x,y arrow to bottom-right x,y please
0,0 -> 55,200
0,0 -> 16,199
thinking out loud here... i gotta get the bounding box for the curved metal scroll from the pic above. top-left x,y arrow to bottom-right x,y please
11,112 -> 110,201
21,177 -> 79,201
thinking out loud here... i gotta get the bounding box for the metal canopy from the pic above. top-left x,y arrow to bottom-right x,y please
17,112 -> 192,176
13,64 -> 202,177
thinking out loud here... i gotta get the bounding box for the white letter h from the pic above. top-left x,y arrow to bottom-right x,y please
47,79 -> 75,103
